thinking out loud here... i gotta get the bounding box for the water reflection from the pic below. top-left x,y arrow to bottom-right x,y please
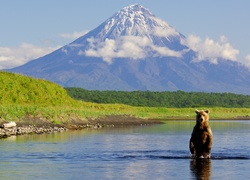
190,158 -> 212,180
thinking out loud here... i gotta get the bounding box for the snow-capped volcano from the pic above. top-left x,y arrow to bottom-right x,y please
8,4 -> 250,94
97,4 -> 181,39
65,4 -> 186,63
78,4 -> 182,41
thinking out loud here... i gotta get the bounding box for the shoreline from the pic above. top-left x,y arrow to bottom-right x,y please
0,115 -> 163,139
0,115 -> 249,139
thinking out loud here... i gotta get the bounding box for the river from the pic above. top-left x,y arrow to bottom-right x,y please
0,120 -> 250,179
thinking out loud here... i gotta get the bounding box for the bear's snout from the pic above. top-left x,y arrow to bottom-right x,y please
199,117 -> 204,122
197,115 -> 204,122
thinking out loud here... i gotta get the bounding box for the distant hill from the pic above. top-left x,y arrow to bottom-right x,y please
0,72 -> 74,105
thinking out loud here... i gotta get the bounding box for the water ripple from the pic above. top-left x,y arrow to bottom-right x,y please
102,150 -> 250,161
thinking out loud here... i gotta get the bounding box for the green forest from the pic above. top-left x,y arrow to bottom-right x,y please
65,88 -> 250,108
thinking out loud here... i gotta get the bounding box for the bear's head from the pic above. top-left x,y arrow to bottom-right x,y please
195,109 -> 209,125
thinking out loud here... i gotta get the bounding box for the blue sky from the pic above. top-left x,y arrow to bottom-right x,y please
1,0 -> 250,69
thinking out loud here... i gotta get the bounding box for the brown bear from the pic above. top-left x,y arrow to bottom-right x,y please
189,109 -> 213,158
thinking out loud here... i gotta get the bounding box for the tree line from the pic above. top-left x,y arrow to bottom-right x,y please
65,88 -> 250,108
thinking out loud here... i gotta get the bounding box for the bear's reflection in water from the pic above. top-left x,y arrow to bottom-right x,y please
190,158 -> 212,180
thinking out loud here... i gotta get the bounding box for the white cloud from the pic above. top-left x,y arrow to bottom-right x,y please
0,43 -> 60,69
1,31 -> 244,69
181,35 -> 239,63
60,30 -> 88,39
153,26 -> 179,38
84,37 -> 147,64
244,55 -> 250,68
0,30 -> 88,69
152,46 -> 182,57
84,36 -> 182,63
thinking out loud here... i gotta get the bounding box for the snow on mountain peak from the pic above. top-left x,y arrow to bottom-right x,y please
103,4 -> 180,38
74,4 -> 186,63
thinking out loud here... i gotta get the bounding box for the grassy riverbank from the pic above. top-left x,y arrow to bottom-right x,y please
1,72 -> 250,126
1,104 -> 250,124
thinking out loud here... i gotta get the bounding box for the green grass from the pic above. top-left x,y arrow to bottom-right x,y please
1,104 -> 250,123
132,107 -> 250,120
1,71 -> 250,124
0,71 -> 74,105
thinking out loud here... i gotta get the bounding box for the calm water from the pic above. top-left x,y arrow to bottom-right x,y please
0,120 -> 250,179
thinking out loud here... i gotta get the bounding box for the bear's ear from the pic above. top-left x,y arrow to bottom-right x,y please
195,109 -> 200,114
204,110 -> 209,114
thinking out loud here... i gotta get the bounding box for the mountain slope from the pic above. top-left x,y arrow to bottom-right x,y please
8,4 -> 250,94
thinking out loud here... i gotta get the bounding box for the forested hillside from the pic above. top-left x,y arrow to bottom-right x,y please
65,88 -> 250,108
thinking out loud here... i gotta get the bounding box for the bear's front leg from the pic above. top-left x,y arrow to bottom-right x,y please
203,130 -> 213,158
189,138 -> 196,157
